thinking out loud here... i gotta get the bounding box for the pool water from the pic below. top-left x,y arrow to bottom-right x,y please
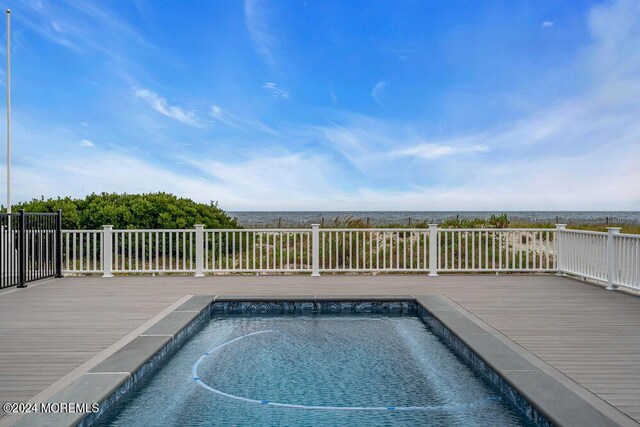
96,314 -> 533,426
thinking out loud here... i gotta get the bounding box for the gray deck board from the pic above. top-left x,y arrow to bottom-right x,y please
0,274 -> 639,424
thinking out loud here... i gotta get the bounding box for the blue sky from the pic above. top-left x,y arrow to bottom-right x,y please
1,0 -> 639,210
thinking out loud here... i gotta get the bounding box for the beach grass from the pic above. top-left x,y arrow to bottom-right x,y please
246,214 -> 640,235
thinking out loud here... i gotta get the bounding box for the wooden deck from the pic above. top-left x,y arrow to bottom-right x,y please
0,274 -> 639,425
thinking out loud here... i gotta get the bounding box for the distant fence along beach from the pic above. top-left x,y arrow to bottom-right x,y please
229,211 -> 640,229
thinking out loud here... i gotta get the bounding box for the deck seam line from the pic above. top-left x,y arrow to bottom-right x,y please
86,372 -> 131,377
140,334 -> 174,337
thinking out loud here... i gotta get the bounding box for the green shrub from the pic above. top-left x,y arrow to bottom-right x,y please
5,192 -> 239,230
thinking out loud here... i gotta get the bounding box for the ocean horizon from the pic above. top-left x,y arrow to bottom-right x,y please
229,211 -> 640,227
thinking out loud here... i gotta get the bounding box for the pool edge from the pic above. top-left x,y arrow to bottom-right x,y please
15,294 -> 637,427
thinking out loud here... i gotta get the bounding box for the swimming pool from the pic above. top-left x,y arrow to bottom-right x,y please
94,302 -> 534,426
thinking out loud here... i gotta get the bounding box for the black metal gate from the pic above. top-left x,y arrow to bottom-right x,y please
0,210 -> 63,289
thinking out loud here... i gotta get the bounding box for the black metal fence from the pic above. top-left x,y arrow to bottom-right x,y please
0,210 -> 62,289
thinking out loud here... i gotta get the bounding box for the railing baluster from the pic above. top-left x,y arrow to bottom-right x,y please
255,232 -> 259,271
222,231 -> 227,271
133,232 -> 137,271
395,231 -> 399,269
268,232 -> 272,271
471,231 -> 475,270
374,231 -> 380,269
77,232 -> 82,272
380,231 -> 385,270
455,231 -> 459,270
308,231 -> 311,270
188,231 -> 193,271
181,232 -> 185,271
161,232 -> 165,272
300,232 -> 304,269
72,232 -> 77,272
402,231 -> 406,270
292,233 -> 296,270
409,231 -> 413,270
244,231 -> 249,270
65,233 -> 70,272
339,231 -> 344,270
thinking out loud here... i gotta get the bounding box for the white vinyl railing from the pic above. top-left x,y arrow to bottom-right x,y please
556,228 -> 608,283
556,226 -> 640,291
111,229 -> 197,274
319,229 -> 431,272
63,230 -> 102,273
615,233 -> 640,289
60,224 -> 639,291
437,229 -> 555,272
204,229 -> 312,273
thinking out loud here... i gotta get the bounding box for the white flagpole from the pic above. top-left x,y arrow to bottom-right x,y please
6,9 -> 10,215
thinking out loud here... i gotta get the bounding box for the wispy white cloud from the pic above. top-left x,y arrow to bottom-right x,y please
244,0 -> 275,64
209,104 -> 280,136
18,15 -> 80,51
21,0 -> 152,57
135,88 -> 200,126
305,116 -> 487,175
329,89 -> 339,104
0,145 -> 343,211
381,47 -> 420,61
263,82 -> 290,99
587,0 -> 640,82
392,143 -> 488,159
80,139 -> 95,147
3,142 -> 638,211
311,120 -> 382,171
188,153 -> 338,207
371,80 -> 388,110
541,21 -> 554,27
51,21 -> 64,33
210,105 -> 244,129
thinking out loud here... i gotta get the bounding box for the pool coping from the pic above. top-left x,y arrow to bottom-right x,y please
12,294 -> 638,427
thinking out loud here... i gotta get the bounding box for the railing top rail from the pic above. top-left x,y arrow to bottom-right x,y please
205,228 -> 312,233
1,212 -> 59,217
617,232 -> 640,239
559,229 -> 608,236
439,228 -> 557,232
23,212 -> 59,216
58,227 -> 638,237
112,228 -> 196,233
320,228 -> 429,232
62,227 -> 565,233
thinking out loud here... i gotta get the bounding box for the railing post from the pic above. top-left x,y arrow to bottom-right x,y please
102,225 -> 113,278
195,224 -> 204,277
606,227 -> 621,291
311,224 -> 320,277
55,209 -> 63,278
17,209 -> 27,288
555,224 -> 566,276
428,224 -> 438,277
